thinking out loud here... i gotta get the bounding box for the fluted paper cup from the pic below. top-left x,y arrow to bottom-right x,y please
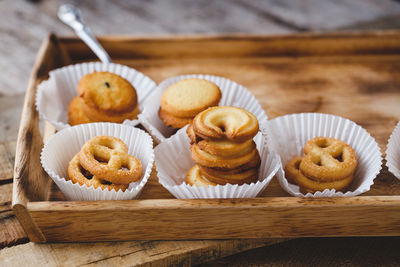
155,125 -> 280,199
36,62 -> 157,130
138,74 -> 268,143
268,113 -> 382,197
41,123 -> 154,201
386,121 -> 400,180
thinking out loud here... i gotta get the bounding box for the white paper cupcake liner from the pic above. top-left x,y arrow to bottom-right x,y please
36,62 -> 157,130
386,121 -> 400,180
155,125 -> 280,199
41,123 -> 154,201
138,74 -> 268,143
268,113 -> 382,197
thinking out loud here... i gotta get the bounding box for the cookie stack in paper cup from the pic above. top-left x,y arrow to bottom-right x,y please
41,123 -> 154,201
268,113 -> 382,197
386,121 -> 400,180
138,74 -> 268,143
36,62 -> 156,130
155,125 -> 280,199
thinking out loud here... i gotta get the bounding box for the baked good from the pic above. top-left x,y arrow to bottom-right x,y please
159,78 -> 221,128
68,97 -> 94,126
68,154 -> 128,191
67,72 -> 139,125
79,136 -> 143,184
68,135 -> 142,191
185,165 -> 216,187
185,106 -> 260,186
300,137 -> 358,182
190,143 -> 258,169
160,78 -> 221,117
79,72 -> 137,115
187,123 -> 255,157
83,104 -> 139,123
284,137 -> 357,193
200,166 -> 257,185
192,106 -> 258,142
285,157 -> 354,194
158,108 -> 193,129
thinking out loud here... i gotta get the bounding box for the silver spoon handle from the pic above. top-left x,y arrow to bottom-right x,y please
58,4 -> 112,63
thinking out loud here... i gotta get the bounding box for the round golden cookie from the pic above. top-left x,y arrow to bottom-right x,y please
187,123 -> 256,157
192,106 -> 259,142
68,96 -> 94,126
187,123 -> 199,144
79,136 -> 143,184
285,156 -> 354,193
198,152 -> 261,174
185,165 -> 216,187
79,72 -> 137,115
68,154 -> 128,191
83,103 -> 140,123
160,78 -> 221,118
201,166 -> 258,185
191,143 -> 258,169
300,137 -> 358,182
158,108 -> 193,129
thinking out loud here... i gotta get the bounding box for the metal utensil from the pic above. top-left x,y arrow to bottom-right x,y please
58,4 -> 112,63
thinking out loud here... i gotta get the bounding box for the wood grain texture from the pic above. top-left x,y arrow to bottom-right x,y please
0,142 -> 16,183
0,183 -> 28,248
238,0 -> 400,30
11,35 -> 68,243
203,236 -> 400,266
0,239 -> 283,267
26,196 -> 400,241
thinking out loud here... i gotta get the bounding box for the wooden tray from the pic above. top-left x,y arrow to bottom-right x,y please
12,32 -> 400,243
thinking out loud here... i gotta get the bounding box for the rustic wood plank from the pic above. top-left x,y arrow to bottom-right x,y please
12,35 -> 68,243
238,0 -> 400,30
0,183 -> 28,249
26,196 -> 400,241
341,14 -> 400,31
203,237 -> 400,266
0,142 -> 16,183
0,238 -> 283,266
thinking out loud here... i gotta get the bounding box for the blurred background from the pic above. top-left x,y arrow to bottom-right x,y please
1,0 -> 400,140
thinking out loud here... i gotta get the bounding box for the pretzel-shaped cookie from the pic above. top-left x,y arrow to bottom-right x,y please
192,106 -> 259,142
299,137 -> 357,182
285,157 -> 353,193
68,154 -> 128,191
79,136 -> 143,184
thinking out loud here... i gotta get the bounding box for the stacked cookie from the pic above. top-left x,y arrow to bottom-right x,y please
159,78 -> 222,128
68,136 -> 143,191
68,72 -> 139,125
185,106 -> 261,186
285,137 -> 358,193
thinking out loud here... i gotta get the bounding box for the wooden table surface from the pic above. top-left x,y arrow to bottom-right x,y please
1,0 -> 400,266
